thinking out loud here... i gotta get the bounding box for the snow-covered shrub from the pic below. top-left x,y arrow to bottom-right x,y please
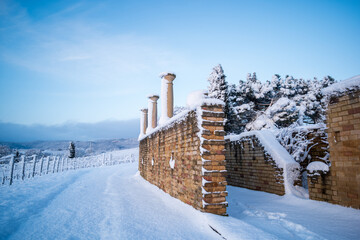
275,124 -> 330,168
275,124 -> 330,188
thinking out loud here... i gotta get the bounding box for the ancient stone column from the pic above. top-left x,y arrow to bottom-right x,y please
147,95 -> 159,133
139,108 -> 148,137
159,72 -> 176,125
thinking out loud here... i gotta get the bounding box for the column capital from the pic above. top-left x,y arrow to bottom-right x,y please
148,94 -> 159,102
160,72 -> 176,82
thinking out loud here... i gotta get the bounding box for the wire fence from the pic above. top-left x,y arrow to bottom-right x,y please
0,150 -> 137,186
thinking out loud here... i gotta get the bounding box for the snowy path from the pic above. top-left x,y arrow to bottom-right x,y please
1,149 -> 359,240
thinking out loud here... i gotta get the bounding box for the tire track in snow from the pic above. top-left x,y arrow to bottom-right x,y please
100,166 -> 127,239
0,170 -> 89,239
100,164 -> 221,240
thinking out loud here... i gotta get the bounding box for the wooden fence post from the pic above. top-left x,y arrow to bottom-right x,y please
61,157 -> 65,172
9,155 -> 15,185
21,155 -> 26,180
46,156 -> 50,174
52,157 -> 57,173
56,156 -> 60,172
31,155 -> 37,178
39,157 -> 44,175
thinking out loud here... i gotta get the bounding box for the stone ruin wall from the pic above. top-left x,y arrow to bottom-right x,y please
139,104 -> 228,215
298,128 -> 329,170
307,89 -> 360,209
138,71 -> 359,211
225,137 -> 285,196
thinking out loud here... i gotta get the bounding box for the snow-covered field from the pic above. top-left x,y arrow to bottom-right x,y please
0,148 -> 359,240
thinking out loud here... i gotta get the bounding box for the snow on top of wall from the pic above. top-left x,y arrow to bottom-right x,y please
307,161 -> 329,173
186,90 -> 207,109
322,75 -> 360,95
226,130 -> 303,197
139,91 -> 224,141
186,90 -> 224,109
139,108 -> 191,141
201,98 -> 224,106
226,130 -> 297,169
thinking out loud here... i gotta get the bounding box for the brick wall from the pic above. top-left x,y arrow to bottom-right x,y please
308,89 -> 360,209
139,103 -> 228,215
307,172 -> 333,202
225,136 -> 285,195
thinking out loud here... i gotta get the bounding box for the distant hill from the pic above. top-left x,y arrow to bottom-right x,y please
0,119 -> 139,142
0,138 -> 138,158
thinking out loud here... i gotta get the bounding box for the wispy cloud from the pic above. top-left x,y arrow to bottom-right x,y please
59,55 -> 91,61
0,0 -> 185,84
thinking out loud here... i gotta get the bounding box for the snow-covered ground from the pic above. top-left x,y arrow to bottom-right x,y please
1,148 -> 359,240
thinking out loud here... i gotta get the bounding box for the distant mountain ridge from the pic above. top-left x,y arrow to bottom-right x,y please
0,119 -> 139,142
0,138 -> 138,158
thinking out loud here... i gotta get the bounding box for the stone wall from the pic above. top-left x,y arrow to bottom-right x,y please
307,89 -> 360,209
139,103 -> 228,215
307,172 -> 333,202
225,136 -> 285,196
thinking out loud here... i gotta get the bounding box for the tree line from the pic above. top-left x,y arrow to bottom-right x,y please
207,64 -> 335,134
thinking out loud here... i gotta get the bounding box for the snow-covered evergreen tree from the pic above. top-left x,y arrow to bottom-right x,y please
226,84 -> 243,133
69,141 -> 76,158
229,73 -> 274,132
208,64 -> 228,102
280,75 -> 297,98
246,97 -> 298,130
207,64 -> 232,132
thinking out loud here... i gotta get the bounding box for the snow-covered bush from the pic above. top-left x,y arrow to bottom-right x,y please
275,124 -> 330,188
275,124 -> 330,168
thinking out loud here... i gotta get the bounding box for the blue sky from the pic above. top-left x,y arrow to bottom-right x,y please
0,0 -> 359,127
